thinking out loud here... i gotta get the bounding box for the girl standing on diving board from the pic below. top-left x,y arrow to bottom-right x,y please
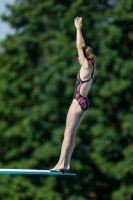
51,17 -> 96,171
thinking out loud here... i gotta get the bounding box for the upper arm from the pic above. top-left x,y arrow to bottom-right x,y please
77,47 -> 88,66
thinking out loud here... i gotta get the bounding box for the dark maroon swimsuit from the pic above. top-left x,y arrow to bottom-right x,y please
73,65 -> 94,112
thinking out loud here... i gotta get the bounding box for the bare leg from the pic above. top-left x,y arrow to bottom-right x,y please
51,99 -> 87,170
65,110 -> 87,168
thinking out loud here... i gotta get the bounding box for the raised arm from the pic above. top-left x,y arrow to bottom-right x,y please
75,17 -> 86,48
74,17 -> 87,65
78,17 -> 86,47
81,34 -> 86,47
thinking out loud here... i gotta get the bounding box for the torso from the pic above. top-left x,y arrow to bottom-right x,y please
80,63 -> 96,96
73,62 -> 96,99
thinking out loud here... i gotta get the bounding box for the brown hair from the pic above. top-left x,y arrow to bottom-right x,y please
82,46 -> 96,65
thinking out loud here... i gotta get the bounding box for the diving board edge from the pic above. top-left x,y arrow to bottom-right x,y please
0,169 -> 76,176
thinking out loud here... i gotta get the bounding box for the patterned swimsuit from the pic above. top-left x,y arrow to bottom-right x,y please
73,65 -> 94,112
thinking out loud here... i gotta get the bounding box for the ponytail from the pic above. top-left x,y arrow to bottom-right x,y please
82,46 -> 96,65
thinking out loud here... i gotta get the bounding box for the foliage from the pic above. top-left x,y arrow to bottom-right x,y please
0,0 -> 133,199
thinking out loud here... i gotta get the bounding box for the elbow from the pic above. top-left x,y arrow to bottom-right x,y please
76,42 -> 85,49
76,44 -> 82,50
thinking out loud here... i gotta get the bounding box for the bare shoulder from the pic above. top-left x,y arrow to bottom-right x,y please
82,59 -> 94,70
80,62 -> 96,80
81,59 -> 90,69
80,64 -> 92,80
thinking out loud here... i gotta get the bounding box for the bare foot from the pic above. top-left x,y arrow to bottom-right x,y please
50,163 -> 70,171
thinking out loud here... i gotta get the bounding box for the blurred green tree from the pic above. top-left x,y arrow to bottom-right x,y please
0,0 -> 133,200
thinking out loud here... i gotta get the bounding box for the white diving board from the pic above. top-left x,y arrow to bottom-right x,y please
0,169 -> 76,176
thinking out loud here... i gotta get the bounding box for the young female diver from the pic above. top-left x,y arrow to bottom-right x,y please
51,17 -> 96,171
